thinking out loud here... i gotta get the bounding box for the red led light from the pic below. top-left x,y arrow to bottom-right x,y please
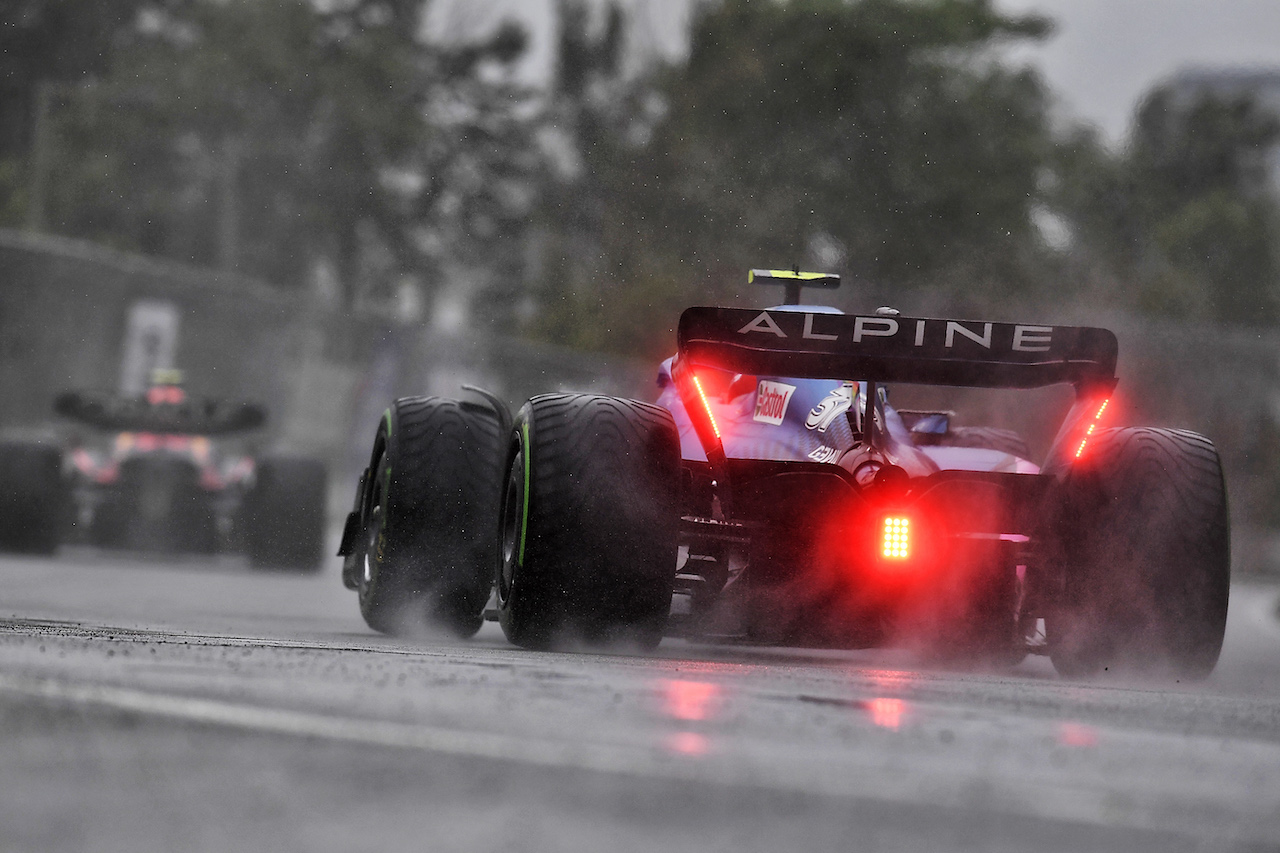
882,516 -> 910,559
1074,398 -> 1111,459
146,385 -> 186,405
691,374 -> 721,440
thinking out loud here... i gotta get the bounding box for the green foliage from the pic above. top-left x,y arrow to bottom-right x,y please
1055,85 -> 1280,325
18,0 -> 539,310
15,0 -> 1280,342
532,0 -> 1058,357
0,0 -> 158,160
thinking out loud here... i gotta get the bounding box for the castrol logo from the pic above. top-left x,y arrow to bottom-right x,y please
753,380 -> 797,426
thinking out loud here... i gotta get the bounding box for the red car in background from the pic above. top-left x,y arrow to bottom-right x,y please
0,376 -> 328,571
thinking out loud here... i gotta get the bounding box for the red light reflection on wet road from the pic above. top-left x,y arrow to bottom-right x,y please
862,669 -> 920,691
659,679 -> 723,722
663,731 -> 710,756
865,697 -> 907,730
655,680 -> 724,757
1058,722 -> 1099,747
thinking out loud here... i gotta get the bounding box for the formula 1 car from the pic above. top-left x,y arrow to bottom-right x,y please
0,374 -> 328,570
338,271 -> 1230,678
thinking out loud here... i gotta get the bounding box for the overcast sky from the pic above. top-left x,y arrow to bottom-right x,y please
436,0 -> 1280,147
997,0 -> 1280,146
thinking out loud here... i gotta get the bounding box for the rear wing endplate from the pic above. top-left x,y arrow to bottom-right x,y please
677,307 -> 1117,389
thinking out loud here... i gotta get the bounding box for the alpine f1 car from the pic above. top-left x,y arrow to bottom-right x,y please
0,374 -> 329,570
338,270 -> 1230,678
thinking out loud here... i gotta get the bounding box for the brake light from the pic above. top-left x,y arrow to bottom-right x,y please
691,373 -> 721,440
146,385 -> 186,405
881,516 -> 910,559
1074,398 -> 1111,459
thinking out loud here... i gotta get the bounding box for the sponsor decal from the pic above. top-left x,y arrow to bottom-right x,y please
735,311 -> 1055,352
753,380 -> 797,425
737,311 -> 787,337
805,383 -> 855,432
807,445 -> 841,464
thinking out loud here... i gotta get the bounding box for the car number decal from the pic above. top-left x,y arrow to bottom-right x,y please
806,383 -> 855,432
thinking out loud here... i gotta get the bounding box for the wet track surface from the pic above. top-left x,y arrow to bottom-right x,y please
1,547 -> 1279,852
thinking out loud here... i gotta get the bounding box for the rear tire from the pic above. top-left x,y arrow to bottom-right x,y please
496,394 -> 680,651
356,397 -> 503,638
0,441 -> 65,555
243,456 -> 328,571
1048,428 -> 1230,680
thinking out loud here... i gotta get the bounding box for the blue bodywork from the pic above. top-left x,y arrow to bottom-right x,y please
654,305 -> 1038,475
657,359 -> 865,464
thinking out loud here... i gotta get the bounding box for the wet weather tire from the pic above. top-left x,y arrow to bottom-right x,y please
357,397 -> 503,638
496,394 -> 680,651
0,441 -> 65,555
243,456 -> 328,571
1048,428 -> 1230,679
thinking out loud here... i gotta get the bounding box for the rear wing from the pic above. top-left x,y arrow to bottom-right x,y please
54,391 -> 267,435
677,307 -> 1117,389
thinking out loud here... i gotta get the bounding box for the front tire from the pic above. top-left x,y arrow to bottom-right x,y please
496,394 -> 680,651
356,397 -> 503,638
1048,427 -> 1230,679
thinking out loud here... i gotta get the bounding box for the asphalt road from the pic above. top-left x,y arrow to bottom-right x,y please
1,547 -> 1278,853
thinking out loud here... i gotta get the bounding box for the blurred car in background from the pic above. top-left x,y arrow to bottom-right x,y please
0,372 -> 328,570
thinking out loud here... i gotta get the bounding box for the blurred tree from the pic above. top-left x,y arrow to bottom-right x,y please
22,0 -> 540,314
1056,86 -> 1280,324
531,0 -> 1057,357
531,0 -> 651,350
0,0 -> 172,226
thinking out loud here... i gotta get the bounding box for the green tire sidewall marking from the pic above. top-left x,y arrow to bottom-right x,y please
382,461 -> 391,535
381,407 -> 392,532
518,419 -> 530,566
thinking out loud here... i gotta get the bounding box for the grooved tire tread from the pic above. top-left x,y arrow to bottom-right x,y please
1049,427 -> 1230,679
498,394 -> 680,650
359,397 -> 503,637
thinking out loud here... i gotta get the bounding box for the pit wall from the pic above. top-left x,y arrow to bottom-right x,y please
1,229 -> 1276,572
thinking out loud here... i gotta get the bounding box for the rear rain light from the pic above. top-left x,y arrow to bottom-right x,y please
882,516 -> 910,559
691,373 -> 721,440
1074,398 -> 1111,459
